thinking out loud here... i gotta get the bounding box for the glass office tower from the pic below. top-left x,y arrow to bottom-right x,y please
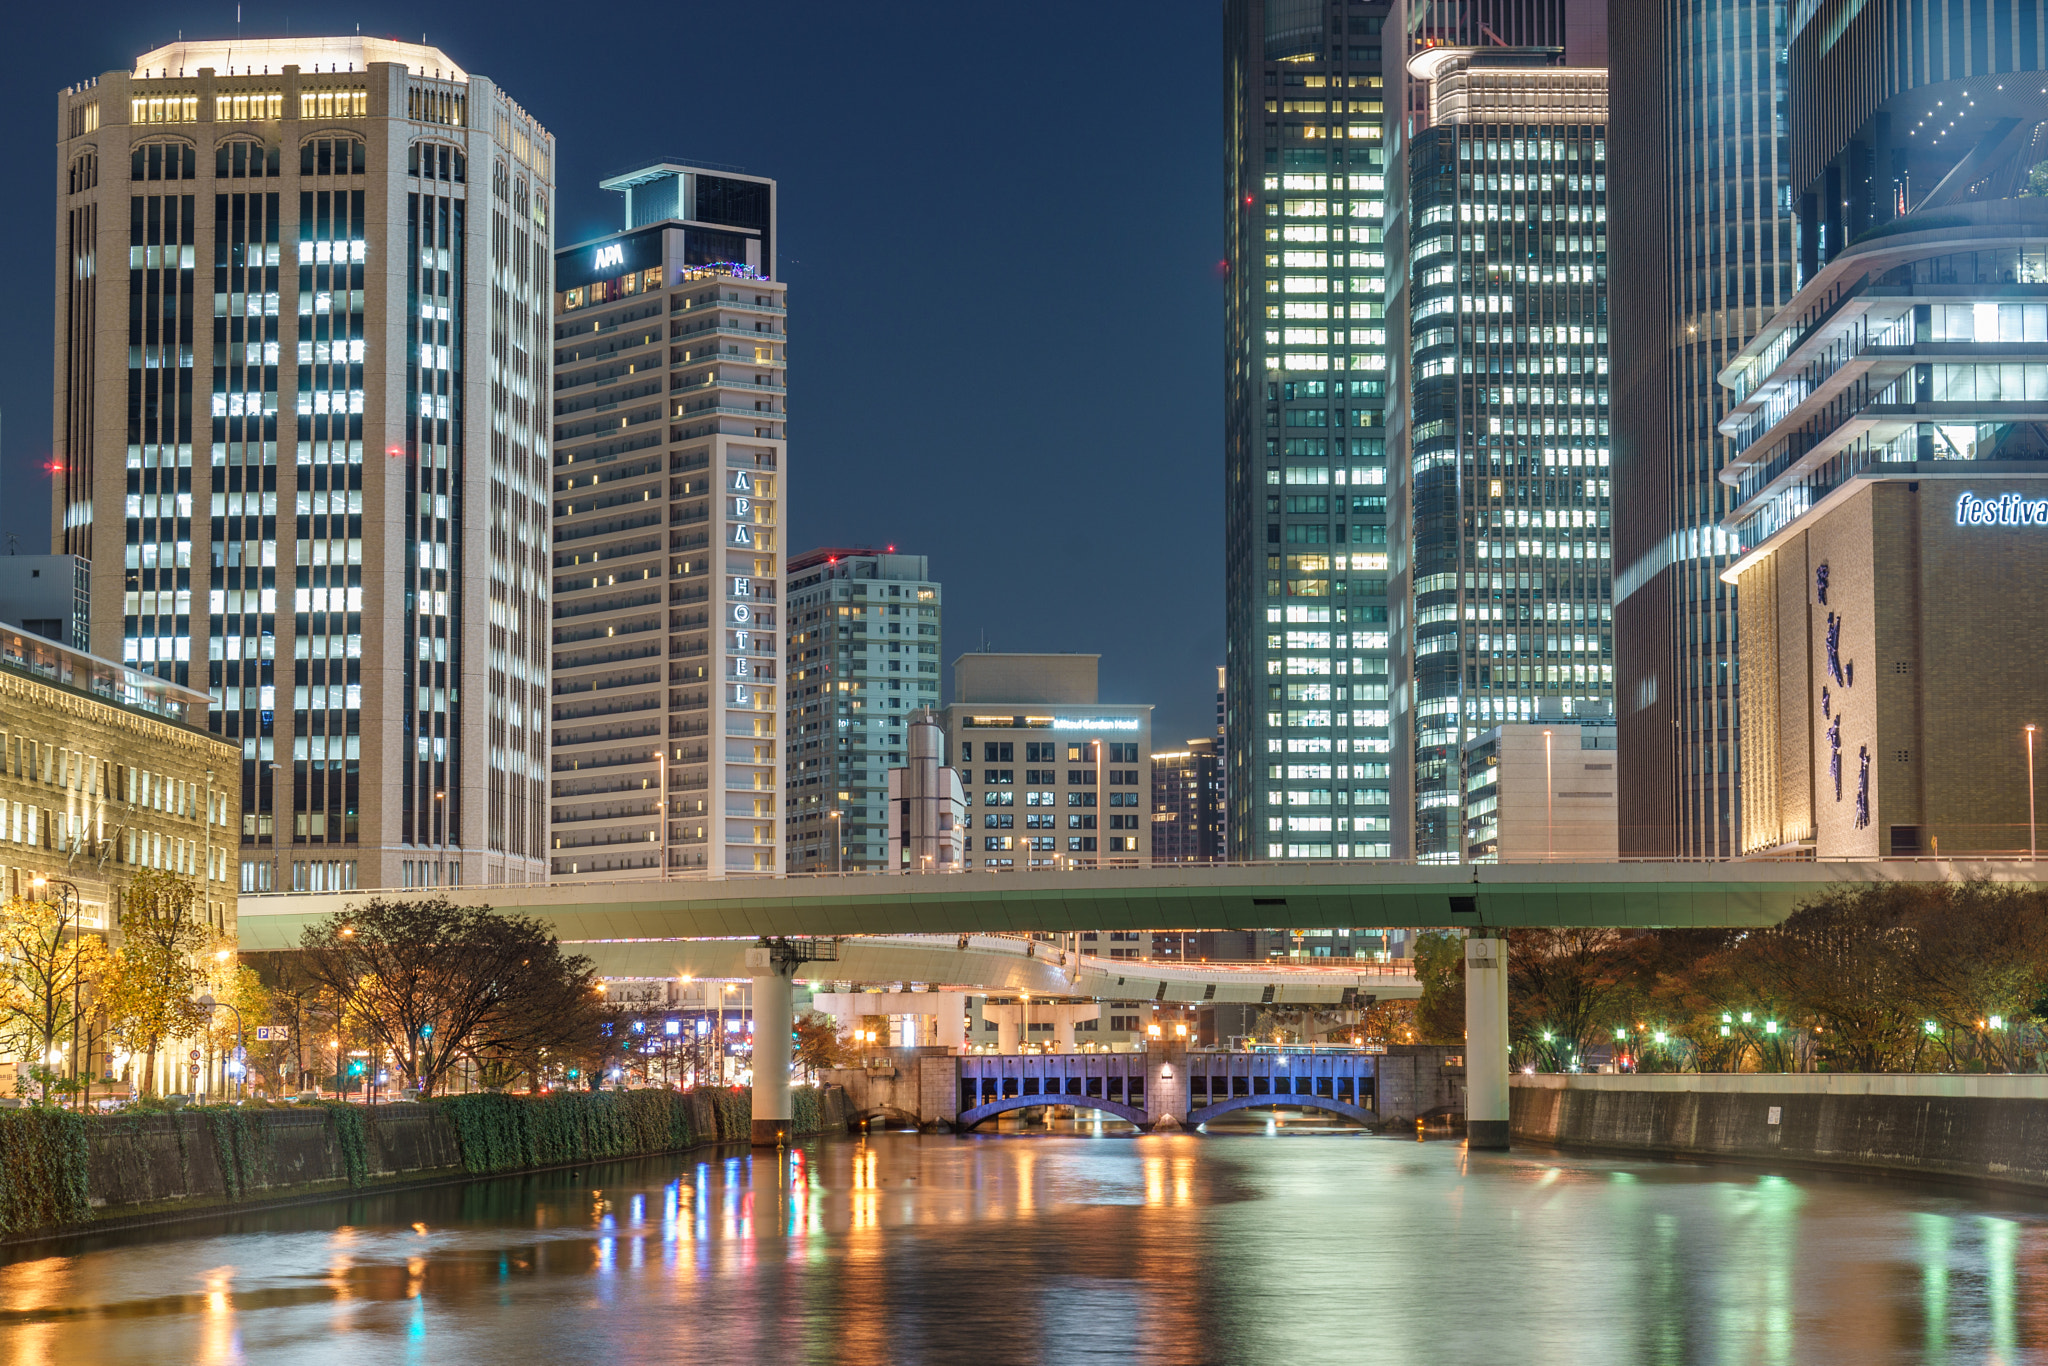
1224,0 -> 1397,861
1609,0 -> 1795,858
1388,38 -> 1612,862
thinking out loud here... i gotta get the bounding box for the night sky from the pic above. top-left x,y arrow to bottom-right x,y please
0,2 -> 1225,745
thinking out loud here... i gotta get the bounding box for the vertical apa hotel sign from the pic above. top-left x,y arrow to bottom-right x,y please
728,467 -> 762,707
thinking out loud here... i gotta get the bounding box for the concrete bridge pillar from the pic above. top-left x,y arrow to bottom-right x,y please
745,944 -> 800,1146
996,1013 -> 1022,1054
1464,934 -> 1509,1150
1052,1017 -> 1075,1053
934,995 -> 968,1053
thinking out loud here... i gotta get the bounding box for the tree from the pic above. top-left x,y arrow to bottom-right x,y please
1738,887 -> 1924,1072
0,894 -> 109,1100
1411,930 -> 1467,1044
202,960 -> 275,1091
297,897 -> 603,1097
1893,880 -> 2048,1072
793,1012 -> 852,1079
98,871 -> 212,1097
1507,928 -> 1632,1071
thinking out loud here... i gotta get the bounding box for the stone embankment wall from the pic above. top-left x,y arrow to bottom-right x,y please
1511,1074 -> 2048,1193
1,1084 -> 847,1240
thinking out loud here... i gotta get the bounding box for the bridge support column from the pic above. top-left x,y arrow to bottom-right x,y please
745,945 -> 799,1146
935,995 -> 968,1053
1464,934 -> 1509,1150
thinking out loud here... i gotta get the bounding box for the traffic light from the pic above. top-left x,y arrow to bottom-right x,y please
346,1059 -> 367,1078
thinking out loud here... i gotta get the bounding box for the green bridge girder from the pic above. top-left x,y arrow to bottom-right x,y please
232,861 -> 2048,951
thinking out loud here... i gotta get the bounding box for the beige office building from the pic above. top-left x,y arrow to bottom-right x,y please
54,37 -> 553,894
941,654 -> 1152,868
549,165 -> 785,880
1461,715 -> 1617,863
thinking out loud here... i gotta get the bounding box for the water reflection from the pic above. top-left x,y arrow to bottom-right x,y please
0,1135 -> 2045,1364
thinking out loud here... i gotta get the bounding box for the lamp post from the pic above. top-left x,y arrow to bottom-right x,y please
2027,724 -> 2039,861
1543,728 -> 1554,863
829,808 -> 843,874
196,991 -> 246,1101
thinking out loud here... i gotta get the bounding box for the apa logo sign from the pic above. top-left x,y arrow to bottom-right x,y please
593,243 -> 626,271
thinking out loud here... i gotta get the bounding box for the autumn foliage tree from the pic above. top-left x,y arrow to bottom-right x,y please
297,897 -> 603,1097
793,1012 -> 853,1079
97,870 -> 212,1096
0,893 -> 110,1097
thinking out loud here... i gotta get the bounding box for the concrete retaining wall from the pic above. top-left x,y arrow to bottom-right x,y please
85,1104 -> 458,1209
58,1085 -> 847,1235
1511,1074 -> 2048,1193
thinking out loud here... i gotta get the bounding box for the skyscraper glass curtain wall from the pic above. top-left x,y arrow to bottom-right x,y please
1389,44 -> 1612,862
1610,0 -> 1796,858
1224,0 -> 1397,862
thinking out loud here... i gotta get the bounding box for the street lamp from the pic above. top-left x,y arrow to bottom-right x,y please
1542,728 -> 1554,863
2026,724 -> 2039,860
829,808 -> 843,874
197,991 -> 246,1101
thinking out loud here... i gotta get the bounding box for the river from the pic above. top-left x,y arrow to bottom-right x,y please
0,1128 -> 2042,1364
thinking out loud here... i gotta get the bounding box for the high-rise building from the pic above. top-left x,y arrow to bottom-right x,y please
1224,0 -> 1397,863
1719,0 -> 2048,860
1151,737 -> 1226,863
884,708 -> 966,872
549,163 -> 784,880
56,38 -> 554,893
0,556 -> 91,650
784,548 -> 942,871
1385,12 -> 1611,861
1609,2 -> 1795,858
941,654 -> 1153,868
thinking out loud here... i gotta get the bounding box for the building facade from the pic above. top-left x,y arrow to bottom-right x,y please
784,548 -> 941,871
0,556 -> 91,650
0,625 -> 240,932
1462,712 -> 1617,862
1386,21 -> 1612,862
1609,1 -> 1796,858
941,654 -> 1153,868
1224,0 -> 1396,862
884,709 -> 966,872
0,627 -> 242,1098
1151,737 -> 1226,862
1719,0 -> 2048,860
55,37 -> 554,893
549,164 -> 785,881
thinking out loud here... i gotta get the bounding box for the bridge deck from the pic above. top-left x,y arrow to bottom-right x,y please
232,860 -> 2048,948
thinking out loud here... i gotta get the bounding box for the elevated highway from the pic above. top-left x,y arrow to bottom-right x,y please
232,858 -> 2048,949
549,932 -> 1417,1003
236,860 -> 2047,1147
